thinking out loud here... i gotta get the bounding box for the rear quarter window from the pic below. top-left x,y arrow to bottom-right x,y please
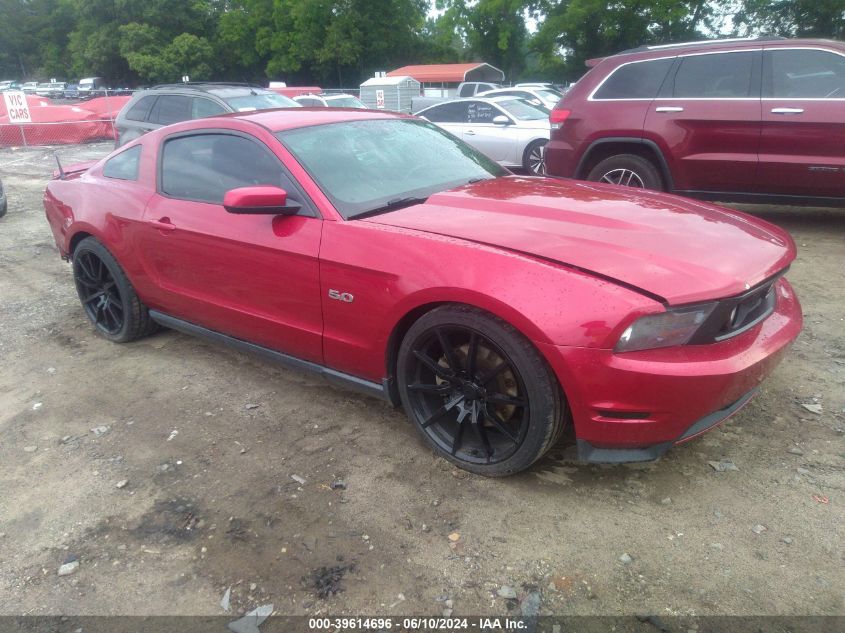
103,145 -> 141,181
125,96 -> 157,122
593,58 -> 674,100
421,101 -> 470,123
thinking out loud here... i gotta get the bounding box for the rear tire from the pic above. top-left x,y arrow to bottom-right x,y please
523,139 -> 547,175
72,237 -> 158,343
397,305 -> 566,476
586,154 -> 663,190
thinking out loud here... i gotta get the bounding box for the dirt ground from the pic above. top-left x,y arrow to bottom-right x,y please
0,143 -> 842,620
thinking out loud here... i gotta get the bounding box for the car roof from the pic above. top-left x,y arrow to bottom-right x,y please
230,107 -> 410,132
595,36 -> 845,65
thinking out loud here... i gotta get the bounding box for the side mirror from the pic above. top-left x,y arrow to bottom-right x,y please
223,186 -> 300,215
492,115 -> 511,126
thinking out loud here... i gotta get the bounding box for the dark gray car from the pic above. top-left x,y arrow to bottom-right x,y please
114,83 -> 301,147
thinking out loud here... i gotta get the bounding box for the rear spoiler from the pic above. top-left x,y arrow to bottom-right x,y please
52,159 -> 97,180
585,57 -> 605,68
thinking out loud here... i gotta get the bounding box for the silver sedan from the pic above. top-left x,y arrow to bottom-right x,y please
416,97 -> 550,174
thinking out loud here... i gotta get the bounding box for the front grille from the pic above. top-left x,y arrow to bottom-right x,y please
689,271 -> 783,344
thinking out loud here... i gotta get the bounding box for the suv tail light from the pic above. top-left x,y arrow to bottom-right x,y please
550,108 -> 571,129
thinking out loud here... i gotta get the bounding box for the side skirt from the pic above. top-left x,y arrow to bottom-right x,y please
148,310 -> 391,402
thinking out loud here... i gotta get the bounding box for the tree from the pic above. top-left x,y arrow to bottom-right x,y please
733,0 -> 845,40
532,0 -> 723,81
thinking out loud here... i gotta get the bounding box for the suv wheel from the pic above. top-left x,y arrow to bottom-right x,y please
587,154 -> 663,190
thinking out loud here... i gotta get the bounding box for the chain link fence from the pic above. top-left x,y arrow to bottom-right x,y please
0,86 -> 366,149
0,91 -> 133,148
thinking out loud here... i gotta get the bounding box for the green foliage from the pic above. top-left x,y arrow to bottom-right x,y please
1,0 -> 842,86
532,0 -> 721,81
733,0 -> 845,40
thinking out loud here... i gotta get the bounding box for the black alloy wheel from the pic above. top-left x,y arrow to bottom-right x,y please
398,305 -> 565,476
74,249 -> 125,336
72,236 -> 158,343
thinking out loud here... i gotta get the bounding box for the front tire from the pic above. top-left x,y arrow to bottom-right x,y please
586,154 -> 663,190
72,237 -> 157,343
397,305 -> 566,476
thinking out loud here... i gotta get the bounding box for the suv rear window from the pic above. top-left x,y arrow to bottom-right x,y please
125,96 -> 156,122
149,95 -> 192,125
671,51 -> 754,98
594,58 -> 674,100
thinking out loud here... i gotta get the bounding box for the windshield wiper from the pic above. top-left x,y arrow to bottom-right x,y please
350,196 -> 428,220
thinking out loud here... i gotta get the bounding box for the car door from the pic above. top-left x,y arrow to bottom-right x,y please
644,49 -> 762,193
137,130 -> 324,363
463,100 -> 515,164
757,46 -> 845,199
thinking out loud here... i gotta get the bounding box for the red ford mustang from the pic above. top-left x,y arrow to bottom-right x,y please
44,108 -> 802,476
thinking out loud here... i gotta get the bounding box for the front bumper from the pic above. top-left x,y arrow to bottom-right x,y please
538,277 -> 802,462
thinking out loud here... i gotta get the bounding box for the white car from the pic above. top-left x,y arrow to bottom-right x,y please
293,93 -> 367,108
21,81 -> 38,94
416,96 -> 550,174
478,86 -> 564,111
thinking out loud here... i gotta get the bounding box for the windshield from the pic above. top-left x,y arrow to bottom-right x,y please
496,98 -> 550,119
327,96 -> 367,109
277,118 -> 506,219
224,91 -> 300,112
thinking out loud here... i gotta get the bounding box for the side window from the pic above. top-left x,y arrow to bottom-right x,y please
192,97 -> 227,118
766,49 -> 845,98
125,96 -> 156,122
149,95 -> 192,125
160,134 -> 306,208
422,101 -> 471,123
103,145 -> 141,181
297,97 -> 323,106
593,58 -> 674,100
672,52 -> 754,98
466,101 -> 495,123
458,84 -> 475,97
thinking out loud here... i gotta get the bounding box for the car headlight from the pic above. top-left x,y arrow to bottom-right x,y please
615,303 -> 717,353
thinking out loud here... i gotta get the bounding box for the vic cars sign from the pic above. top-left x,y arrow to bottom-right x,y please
3,91 -> 32,123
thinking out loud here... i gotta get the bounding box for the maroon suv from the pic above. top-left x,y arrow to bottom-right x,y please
545,37 -> 845,206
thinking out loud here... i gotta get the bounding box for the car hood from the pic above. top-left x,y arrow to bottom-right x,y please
363,177 -> 795,304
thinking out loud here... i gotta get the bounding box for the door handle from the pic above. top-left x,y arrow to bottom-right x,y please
771,107 -> 804,114
150,217 -> 176,232
465,130 -> 476,135
655,106 -> 684,113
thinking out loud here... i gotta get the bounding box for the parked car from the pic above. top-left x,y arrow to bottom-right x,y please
114,83 -> 301,147
36,82 -> 66,98
417,96 -> 550,174
21,81 -> 38,94
516,82 -> 558,91
43,108 -> 801,475
546,37 -> 845,205
478,86 -> 563,110
411,81 -> 503,112
0,177 -> 6,218
64,83 -> 80,99
293,93 -> 367,108
0,80 -> 20,91
78,76 -> 108,98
